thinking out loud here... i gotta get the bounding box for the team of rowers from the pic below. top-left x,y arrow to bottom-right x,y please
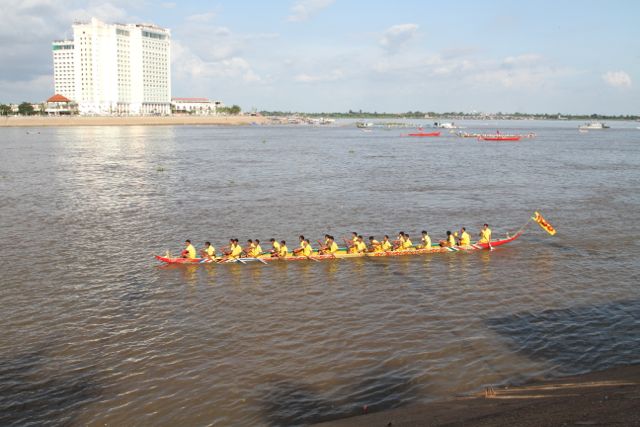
179,224 -> 493,261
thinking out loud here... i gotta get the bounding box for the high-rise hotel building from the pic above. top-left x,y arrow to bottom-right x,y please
52,18 -> 171,115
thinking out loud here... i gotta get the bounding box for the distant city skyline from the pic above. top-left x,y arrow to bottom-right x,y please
1,0 -> 638,114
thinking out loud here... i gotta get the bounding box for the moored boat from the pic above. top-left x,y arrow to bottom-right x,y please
579,122 -> 609,130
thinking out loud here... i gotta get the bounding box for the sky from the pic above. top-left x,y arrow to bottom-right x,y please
1,0 -> 638,114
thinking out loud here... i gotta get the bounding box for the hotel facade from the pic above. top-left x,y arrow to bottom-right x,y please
52,18 -> 171,115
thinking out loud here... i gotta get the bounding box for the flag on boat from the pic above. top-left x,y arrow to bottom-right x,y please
532,211 -> 556,235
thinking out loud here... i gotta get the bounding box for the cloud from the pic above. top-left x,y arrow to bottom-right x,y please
602,71 -> 631,88
294,69 -> 345,83
379,24 -> 419,52
287,0 -> 334,22
186,12 -> 216,23
161,2 -> 176,8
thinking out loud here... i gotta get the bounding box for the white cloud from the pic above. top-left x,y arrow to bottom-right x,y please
186,12 -> 216,23
379,24 -> 419,52
294,69 -> 345,83
161,2 -> 176,8
287,0 -> 335,22
602,70 -> 631,88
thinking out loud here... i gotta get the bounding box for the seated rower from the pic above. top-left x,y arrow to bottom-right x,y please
419,231 -> 432,250
381,235 -> 393,251
292,235 -> 306,256
181,239 -> 197,259
254,239 -> 263,257
269,238 -> 281,257
278,240 -> 289,258
318,234 -> 331,254
243,239 -> 256,257
200,241 -> 216,260
319,235 -> 339,255
345,232 -> 359,253
368,236 -> 382,252
354,235 -> 368,253
400,233 -> 414,250
439,231 -> 456,247
459,227 -> 471,246
394,231 -> 406,250
478,223 -> 492,243
228,239 -> 243,259
302,239 -> 314,257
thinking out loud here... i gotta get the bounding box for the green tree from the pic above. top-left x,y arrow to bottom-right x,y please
18,102 -> 34,116
0,104 -> 11,116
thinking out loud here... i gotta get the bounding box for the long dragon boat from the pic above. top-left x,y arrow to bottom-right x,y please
154,213 -> 556,265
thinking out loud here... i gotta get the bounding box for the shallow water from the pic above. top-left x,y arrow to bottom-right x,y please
1,120 -> 639,426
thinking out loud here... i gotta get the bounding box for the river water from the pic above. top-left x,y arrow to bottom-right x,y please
1,120 -> 639,426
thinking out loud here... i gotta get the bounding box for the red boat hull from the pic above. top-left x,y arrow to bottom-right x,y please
479,136 -> 521,141
406,131 -> 441,137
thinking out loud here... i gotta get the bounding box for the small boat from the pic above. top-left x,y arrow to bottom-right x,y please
433,122 -> 458,129
356,122 -> 374,128
405,131 -> 441,137
579,122 -> 609,130
478,135 -> 521,141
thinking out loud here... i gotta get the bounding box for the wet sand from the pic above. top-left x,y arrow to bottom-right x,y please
0,115 -> 268,127
316,365 -> 640,427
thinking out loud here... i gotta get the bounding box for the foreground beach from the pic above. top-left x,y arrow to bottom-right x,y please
316,365 -> 640,427
0,115 -> 268,127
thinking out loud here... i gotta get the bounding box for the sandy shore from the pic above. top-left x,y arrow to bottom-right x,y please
0,115 -> 268,127
315,365 -> 640,427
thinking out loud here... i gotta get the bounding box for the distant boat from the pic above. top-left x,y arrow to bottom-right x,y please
433,122 -> 458,129
478,135 -> 521,141
404,131 -> 441,137
356,121 -> 374,128
579,122 -> 609,130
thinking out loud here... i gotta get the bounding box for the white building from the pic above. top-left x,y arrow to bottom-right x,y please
52,17 -> 171,115
171,98 -> 224,115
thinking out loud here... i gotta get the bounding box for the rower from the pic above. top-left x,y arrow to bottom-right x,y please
355,235 -> 368,253
230,239 -> 243,259
319,235 -> 339,255
200,241 -> 216,259
302,239 -> 314,257
368,236 -> 382,252
318,234 -> 331,254
394,231 -> 406,250
345,232 -> 359,253
381,235 -> 393,251
254,239 -> 263,256
278,240 -> 289,258
181,239 -> 197,259
459,227 -> 471,246
327,235 -> 339,254
419,231 -> 432,250
269,238 -> 281,256
439,231 -> 456,247
400,233 -> 413,250
292,235 -> 306,256
244,239 -> 256,257
479,223 -> 492,243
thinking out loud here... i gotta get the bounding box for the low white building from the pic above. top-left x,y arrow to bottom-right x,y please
171,98 -> 223,115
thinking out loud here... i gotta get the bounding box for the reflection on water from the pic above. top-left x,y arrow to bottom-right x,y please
1,122 -> 639,425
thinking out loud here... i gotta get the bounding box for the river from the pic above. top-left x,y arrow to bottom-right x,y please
1,120 -> 639,426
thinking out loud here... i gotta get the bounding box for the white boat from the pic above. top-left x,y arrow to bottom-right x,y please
356,121 -> 374,128
578,122 -> 609,130
433,122 -> 458,129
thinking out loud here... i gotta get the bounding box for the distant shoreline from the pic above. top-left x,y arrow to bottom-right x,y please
0,115 -> 268,127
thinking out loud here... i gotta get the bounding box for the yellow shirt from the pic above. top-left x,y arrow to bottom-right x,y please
402,239 -> 413,249
205,245 -> 215,256
302,243 -> 313,257
272,241 -> 281,252
279,245 -> 288,257
230,244 -> 243,258
421,235 -> 431,249
329,241 -> 339,253
186,244 -> 196,259
370,240 -> 381,252
480,228 -> 492,243
356,241 -> 367,252
460,232 -> 471,246
381,240 -> 392,251
447,234 -> 456,246
254,244 -> 262,256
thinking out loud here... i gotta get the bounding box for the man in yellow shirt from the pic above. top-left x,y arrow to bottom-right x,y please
355,236 -> 368,253
328,236 -> 339,254
182,240 -> 197,259
394,232 -> 406,250
278,240 -> 289,258
479,224 -> 492,243
254,239 -> 263,257
230,239 -> 243,259
200,241 -> 216,260
381,235 -> 393,251
244,239 -> 256,257
368,236 -> 382,252
401,233 -> 413,250
419,231 -> 432,250
269,238 -> 281,257
302,239 -> 314,257
459,227 -> 471,246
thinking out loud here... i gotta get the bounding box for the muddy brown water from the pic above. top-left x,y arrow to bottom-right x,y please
1,121 -> 639,426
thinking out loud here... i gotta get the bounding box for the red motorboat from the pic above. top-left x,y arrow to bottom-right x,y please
405,131 -> 441,137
